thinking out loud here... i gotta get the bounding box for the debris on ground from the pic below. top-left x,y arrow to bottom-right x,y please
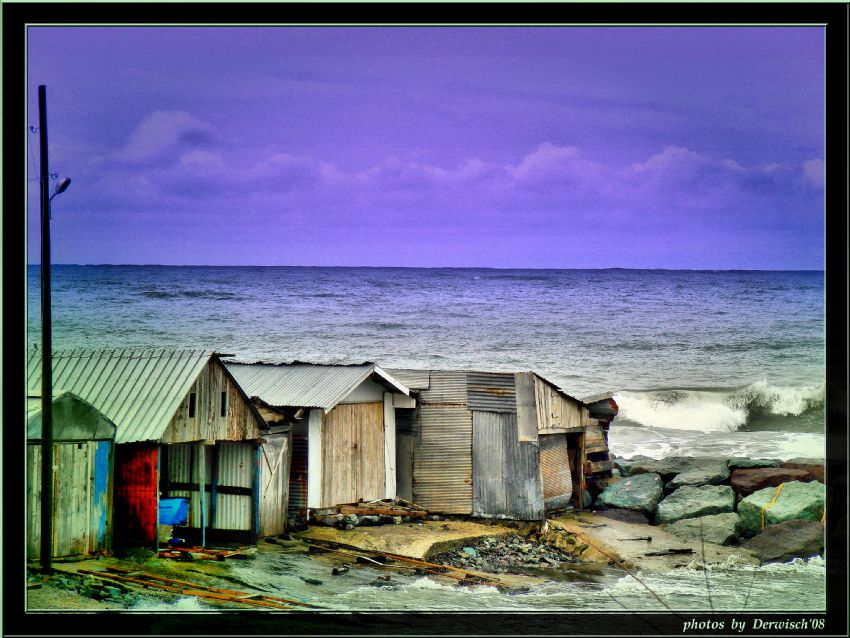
430,534 -> 580,575
311,498 -> 429,529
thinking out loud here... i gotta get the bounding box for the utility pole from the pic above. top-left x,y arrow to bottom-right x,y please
38,84 -> 53,572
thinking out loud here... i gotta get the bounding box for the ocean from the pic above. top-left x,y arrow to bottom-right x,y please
25,265 -> 826,611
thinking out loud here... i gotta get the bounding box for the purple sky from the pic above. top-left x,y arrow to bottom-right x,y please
27,26 -> 824,268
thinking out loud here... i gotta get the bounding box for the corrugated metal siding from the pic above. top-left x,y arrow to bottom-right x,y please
539,433 -> 573,510
114,443 -> 158,546
215,442 -> 254,531
320,403 -> 385,507
259,432 -> 291,537
225,363 -> 376,411
467,372 -> 516,413
384,369 -> 431,391
26,349 -> 213,444
413,406 -> 472,514
288,434 -> 308,516
420,371 -> 467,405
472,411 -> 544,520
166,442 -> 254,531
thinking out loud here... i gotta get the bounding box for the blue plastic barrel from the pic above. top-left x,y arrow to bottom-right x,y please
159,497 -> 189,525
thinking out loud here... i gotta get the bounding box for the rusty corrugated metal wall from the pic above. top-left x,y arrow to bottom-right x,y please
539,433 -> 573,511
467,372 -> 516,412
288,433 -> 309,516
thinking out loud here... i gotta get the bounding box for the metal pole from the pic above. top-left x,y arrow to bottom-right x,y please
38,84 -> 53,572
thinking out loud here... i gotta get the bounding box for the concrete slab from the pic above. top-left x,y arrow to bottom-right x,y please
295,520 -> 517,560
550,511 -> 759,573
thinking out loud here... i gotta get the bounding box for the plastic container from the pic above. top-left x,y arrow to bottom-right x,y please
158,497 -> 189,525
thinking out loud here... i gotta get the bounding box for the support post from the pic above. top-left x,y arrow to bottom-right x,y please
199,444 -> 206,548
38,84 -> 53,572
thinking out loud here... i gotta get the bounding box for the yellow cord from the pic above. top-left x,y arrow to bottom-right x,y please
761,482 -> 784,530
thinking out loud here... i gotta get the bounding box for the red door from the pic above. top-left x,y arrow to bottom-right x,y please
113,443 -> 158,547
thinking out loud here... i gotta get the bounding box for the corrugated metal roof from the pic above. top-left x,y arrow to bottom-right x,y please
26,348 -> 214,444
581,391 -> 615,404
384,368 -> 431,391
224,362 -> 410,411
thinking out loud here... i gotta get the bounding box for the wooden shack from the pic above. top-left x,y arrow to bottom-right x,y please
387,369 -> 610,520
26,392 -> 116,560
224,362 -> 414,518
26,348 -> 281,549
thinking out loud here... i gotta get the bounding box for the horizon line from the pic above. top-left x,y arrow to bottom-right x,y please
26,263 -> 825,273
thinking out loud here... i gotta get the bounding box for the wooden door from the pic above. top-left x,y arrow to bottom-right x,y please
320,403 -> 385,507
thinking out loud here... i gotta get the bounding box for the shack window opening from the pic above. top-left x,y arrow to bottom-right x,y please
189,392 -> 196,418
220,391 -> 227,417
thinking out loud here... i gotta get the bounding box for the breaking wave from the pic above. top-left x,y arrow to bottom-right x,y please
614,381 -> 824,433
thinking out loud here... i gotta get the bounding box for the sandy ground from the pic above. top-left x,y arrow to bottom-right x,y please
27,513 -> 756,611
295,518 -> 521,559
26,582 -> 125,611
550,510 -> 760,572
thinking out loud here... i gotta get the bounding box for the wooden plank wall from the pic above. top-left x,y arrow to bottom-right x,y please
27,441 -> 113,560
472,411 -> 544,520
533,376 -> 584,433
320,402 -> 385,508
27,445 -> 41,559
258,432 -> 291,537
161,359 -> 262,444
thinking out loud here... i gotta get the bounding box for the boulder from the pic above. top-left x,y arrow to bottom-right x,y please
727,457 -> 782,470
730,468 -> 810,497
787,457 -> 823,465
595,472 -> 664,515
781,462 -> 824,483
587,476 -> 624,499
357,515 -> 381,526
615,455 -> 727,481
737,480 -> 825,538
666,463 -> 730,492
741,519 -> 824,563
664,513 -> 740,546
655,485 -> 735,524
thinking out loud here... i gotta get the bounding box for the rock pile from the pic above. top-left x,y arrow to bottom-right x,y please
317,512 -> 416,530
34,572 -> 138,607
430,535 -> 580,574
599,454 -> 826,563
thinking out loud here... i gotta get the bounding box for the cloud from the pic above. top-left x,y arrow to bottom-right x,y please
802,158 -> 824,188
114,111 -> 218,165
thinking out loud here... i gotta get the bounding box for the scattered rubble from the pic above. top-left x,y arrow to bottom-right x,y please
430,534 -> 580,574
